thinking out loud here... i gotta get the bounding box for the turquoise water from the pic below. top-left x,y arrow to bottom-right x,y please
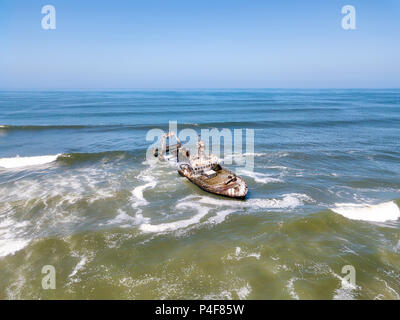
0,89 -> 399,299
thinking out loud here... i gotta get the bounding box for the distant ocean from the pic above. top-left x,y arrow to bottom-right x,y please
0,89 -> 399,299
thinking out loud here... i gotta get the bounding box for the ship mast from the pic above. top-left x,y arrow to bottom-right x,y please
197,135 -> 205,159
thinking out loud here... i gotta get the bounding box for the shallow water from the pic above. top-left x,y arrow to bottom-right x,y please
0,89 -> 399,299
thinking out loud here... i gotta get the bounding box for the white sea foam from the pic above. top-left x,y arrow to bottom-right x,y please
332,201 -> 400,222
243,152 -> 265,157
155,193 -> 312,234
0,154 -> 60,169
375,277 -> 400,299
107,209 -> 135,224
69,256 -> 88,279
0,165 -> 120,205
223,152 -> 265,161
207,209 -> 236,224
225,246 -> 261,261
138,189 -> 308,234
333,283 -> 356,300
189,193 -> 312,210
0,217 -> 30,257
264,165 -> 288,170
0,238 -> 30,258
276,152 -> 289,158
237,169 -> 282,184
134,212 -> 151,224
131,168 -> 157,207
246,194 -> 311,209
140,202 -> 210,233
331,272 -> 359,300
235,247 -> 241,256
103,209 -> 150,227
286,278 -> 300,300
0,164 -> 127,256
236,283 -> 251,299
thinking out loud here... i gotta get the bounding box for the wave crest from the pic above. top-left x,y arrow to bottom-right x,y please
331,201 -> 400,222
0,154 -> 60,169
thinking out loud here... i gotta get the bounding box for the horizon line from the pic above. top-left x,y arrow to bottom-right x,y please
1,88 -> 399,92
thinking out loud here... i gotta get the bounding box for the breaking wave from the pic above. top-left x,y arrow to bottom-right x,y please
0,154 -> 60,169
0,151 -> 140,169
57,151 -> 133,165
331,201 -> 400,222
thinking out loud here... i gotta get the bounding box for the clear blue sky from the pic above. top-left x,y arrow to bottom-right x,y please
0,0 -> 399,89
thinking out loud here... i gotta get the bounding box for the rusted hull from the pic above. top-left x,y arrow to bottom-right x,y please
178,165 -> 248,199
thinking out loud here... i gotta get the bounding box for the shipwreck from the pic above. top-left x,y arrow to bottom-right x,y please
153,132 -> 248,199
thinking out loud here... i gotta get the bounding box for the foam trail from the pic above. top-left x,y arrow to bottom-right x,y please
208,209 -> 236,224
225,247 -> 261,261
103,209 -> 150,227
131,169 -> 157,207
332,201 -> 400,222
140,202 -> 210,233
186,193 -> 312,210
223,152 -> 265,161
69,256 -> 88,278
286,278 -> 300,300
331,271 -> 358,300
0,154 -> 60,169
237,169 -> 282,184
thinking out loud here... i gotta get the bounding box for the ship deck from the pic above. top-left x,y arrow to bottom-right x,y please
195,169 -> 236,187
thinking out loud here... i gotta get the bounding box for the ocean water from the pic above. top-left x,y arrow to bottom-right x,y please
0,89 -> 399,299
